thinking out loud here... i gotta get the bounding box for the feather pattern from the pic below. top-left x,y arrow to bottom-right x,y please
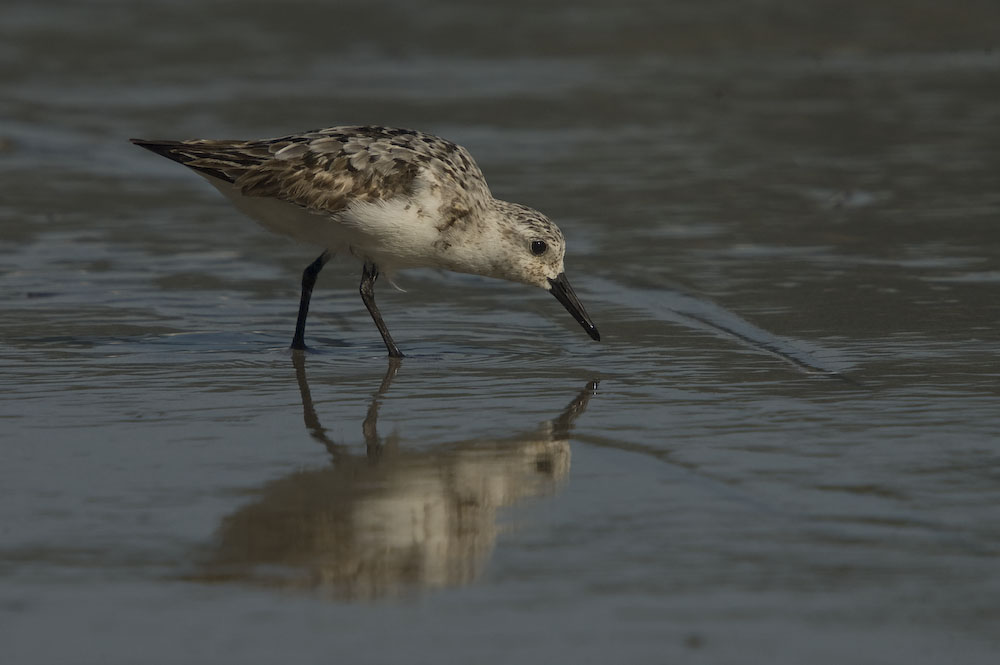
131,125 -> 490,219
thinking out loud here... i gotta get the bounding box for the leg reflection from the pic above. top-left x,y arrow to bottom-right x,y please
362,357 -> 401,461
292,354 -> 403,462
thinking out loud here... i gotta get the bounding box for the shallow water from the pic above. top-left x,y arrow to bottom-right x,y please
2,1 -> 1000,663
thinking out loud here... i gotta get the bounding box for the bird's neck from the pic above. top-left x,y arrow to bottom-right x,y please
430,198 -> 517,281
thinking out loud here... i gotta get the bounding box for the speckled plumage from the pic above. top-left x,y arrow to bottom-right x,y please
131,125 -> 599,354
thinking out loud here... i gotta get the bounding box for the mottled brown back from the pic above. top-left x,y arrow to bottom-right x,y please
130,125 -> 492,215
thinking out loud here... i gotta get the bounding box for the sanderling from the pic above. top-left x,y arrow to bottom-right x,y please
131,125 -> 600,356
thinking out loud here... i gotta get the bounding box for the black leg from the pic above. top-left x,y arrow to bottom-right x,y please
359,260 -> 404,358
291,250 -> 331,351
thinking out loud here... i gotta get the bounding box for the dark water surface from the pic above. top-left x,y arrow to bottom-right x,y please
2,2 -> 999,663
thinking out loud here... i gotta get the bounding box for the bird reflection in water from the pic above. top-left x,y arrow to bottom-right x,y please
191,357 -> 597,600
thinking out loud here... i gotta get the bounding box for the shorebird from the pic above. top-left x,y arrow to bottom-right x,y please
131,125 -> 600,356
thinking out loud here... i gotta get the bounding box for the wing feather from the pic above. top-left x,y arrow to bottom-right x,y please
130,126 -> 491,216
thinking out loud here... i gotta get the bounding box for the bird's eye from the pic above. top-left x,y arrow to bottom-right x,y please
530,240 -> 548,256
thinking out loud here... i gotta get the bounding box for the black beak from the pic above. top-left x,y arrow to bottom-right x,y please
548,273 -> 600,341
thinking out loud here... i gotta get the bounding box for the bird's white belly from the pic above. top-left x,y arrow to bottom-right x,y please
205,175 -> 447,274
339,194 -> 447,271
205,176 -> 358,251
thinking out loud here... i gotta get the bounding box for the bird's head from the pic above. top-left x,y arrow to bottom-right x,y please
487,201 -> 601,342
